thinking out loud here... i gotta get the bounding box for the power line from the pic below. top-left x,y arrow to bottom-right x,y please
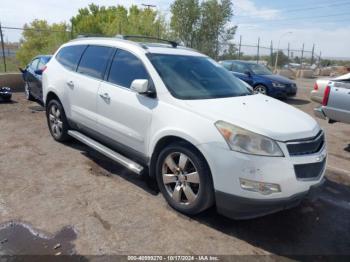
235,1 -> 350,18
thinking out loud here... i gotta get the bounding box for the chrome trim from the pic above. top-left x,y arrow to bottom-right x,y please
286,130 -> 324,145
68,130 -> 144,175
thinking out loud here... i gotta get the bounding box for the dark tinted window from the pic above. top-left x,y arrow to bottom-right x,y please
108,49 -> 149,88
231,62 -> 249,74
77,45 -> 114,79
56,45 -> 87,71
148,54 -> 250,100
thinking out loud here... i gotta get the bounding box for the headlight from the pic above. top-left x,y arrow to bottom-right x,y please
215,121 -> 284,157
272,82 -> 286,88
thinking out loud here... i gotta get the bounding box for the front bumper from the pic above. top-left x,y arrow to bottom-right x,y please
215,179 -> 325,220
314,107 -> 326,120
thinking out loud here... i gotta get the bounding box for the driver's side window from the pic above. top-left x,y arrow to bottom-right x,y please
232,63 -> 248,74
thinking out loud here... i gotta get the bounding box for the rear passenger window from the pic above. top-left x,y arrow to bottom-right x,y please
77,45 -> 114,79
108,49 -> 149,88
56,45 -> 87,71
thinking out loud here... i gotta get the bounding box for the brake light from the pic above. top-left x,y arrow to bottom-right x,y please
42,66 -> 47,73
322,86 -> 331,106
313,82 -> 318,90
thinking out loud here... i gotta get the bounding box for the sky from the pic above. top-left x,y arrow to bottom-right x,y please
1,0 -> 349,59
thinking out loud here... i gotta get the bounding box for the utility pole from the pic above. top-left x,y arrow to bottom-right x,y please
257,37 -> 260,63
300,43 -> 305,69
238,35 -> 242,59
0,22 -> 6,73
311,44 -> 315,65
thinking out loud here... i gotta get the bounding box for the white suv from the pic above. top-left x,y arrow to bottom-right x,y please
43,36 -> 326,219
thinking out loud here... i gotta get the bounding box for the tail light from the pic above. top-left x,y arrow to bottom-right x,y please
313,82 -> 318,90
42,66 -> 48,73
322,86 -> 331,106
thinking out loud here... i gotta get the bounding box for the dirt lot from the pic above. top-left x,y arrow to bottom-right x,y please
0,79 -> 350,257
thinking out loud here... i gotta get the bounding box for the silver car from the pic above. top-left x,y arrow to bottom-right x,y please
314,81 -> 350,124
311,73 -> 350,103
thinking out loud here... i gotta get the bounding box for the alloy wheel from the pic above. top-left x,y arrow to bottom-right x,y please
48,104 -> 63,139
254,85 -> 267,94
162,152 -> 200,205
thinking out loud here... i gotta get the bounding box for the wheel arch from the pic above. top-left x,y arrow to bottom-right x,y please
149,135 -> 212,181
45,91 -> 61,106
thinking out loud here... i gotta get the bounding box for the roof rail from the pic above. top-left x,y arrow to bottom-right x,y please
116,35 -> 178,48
76,34 -> 106,38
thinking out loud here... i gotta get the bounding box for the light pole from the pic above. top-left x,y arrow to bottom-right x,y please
274,31 -> 292,73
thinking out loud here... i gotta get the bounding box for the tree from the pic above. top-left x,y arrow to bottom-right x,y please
270,51 -> 289,67
170,0 -> 200,47
16,20 -> 69,66
170,0 -> 236,59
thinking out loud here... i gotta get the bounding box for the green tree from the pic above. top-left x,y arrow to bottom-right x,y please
170,0 -> 235,59
16,20 -> 69,66
270,51 -> 289,67
170,0 -> 200,47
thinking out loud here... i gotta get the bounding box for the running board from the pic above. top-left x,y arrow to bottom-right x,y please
68,130 -> 144,175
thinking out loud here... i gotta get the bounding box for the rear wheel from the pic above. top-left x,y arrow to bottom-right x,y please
156,142 -> 214,215
24,82 -> 34,101
46,99 -> 70,142
254,84 -> 268,95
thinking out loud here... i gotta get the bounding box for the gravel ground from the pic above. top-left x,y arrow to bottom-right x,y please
0,79 -> 349,257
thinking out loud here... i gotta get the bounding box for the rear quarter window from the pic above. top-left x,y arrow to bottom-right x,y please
56,45 -> 87,71
77,45 -> 114,79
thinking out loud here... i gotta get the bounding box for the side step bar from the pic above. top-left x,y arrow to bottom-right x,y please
68,130 -> 144,175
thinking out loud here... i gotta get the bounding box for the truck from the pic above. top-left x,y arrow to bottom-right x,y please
314,81 -> 350,124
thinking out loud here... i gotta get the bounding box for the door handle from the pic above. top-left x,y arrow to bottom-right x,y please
99,93 -> 111,102
66,81 -> 74,88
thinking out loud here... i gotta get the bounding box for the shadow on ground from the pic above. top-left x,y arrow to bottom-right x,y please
67,139 -> 350,256
345,144 -> 350,153
284,98 -> 310,105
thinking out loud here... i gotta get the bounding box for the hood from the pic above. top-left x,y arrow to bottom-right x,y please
182,94 -> 319,141
259,74 -> 295,84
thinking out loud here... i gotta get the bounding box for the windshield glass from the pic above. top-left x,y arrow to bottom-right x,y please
248,63 -> 272,75
148,54 -> 251,100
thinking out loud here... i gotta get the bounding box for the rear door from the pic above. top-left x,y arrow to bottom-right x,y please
26,58 -> 40,96
324,82 -> 350,124
97,49 -> 155,157
69,45 -> 115,131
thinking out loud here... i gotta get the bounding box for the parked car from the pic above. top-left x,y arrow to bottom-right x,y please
20,55 -> 52,104
43,36 -> 326,219
314,81 -> 350,124
219,60 -> 297,98
0,87 -> 12,102
311,73 -> 350,103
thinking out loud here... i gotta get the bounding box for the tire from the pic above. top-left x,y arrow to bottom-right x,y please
46,99 -> 70,142
155,142 -> 214,215
253,84 -> 268,95
24,82 -> 35,101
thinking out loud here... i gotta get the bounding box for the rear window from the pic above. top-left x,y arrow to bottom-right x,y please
77,45 -> 114,79
56,45 -> 87,71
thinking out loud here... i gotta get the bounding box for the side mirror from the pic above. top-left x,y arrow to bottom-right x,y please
245,71 -> 252,77
130,79 -> 150,94
35,69 -> 43,75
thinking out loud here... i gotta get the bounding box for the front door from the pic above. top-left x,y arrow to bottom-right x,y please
97,49 -> 156,156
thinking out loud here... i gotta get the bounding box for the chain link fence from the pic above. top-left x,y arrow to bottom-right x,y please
0,24 -> 330,75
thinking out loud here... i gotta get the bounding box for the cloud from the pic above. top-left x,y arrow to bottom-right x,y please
233,0 -> 280,20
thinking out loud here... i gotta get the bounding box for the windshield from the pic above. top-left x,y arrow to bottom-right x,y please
148,54 -> 251,100
249,63 -> 272,75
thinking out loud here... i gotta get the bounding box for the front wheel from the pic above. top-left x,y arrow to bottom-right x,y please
253,84 -> 268,95
156,143 -> 214,215
46,99 -> 70,142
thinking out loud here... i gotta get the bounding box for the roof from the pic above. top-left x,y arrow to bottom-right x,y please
221,60 -> 258,65
67,37 -> 205,57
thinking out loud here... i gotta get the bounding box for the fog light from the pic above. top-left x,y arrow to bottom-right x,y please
239,178 -> 281,195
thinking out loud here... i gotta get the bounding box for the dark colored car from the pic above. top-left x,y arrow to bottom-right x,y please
20,55 -> 52,103
220,60 -> 297,98
0,87 -> 12,102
